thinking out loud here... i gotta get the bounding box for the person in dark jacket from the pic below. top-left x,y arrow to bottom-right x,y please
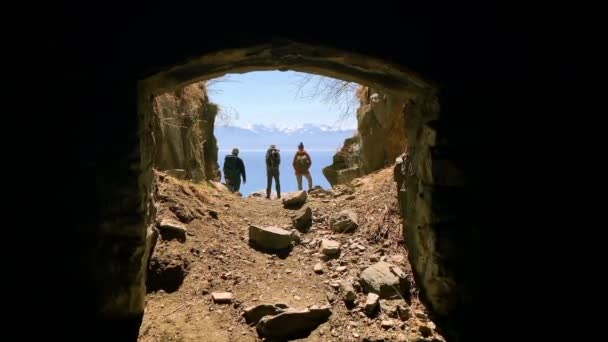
265,144 -> 281,199
223,147 -> 246,192
293,142 -> 313,191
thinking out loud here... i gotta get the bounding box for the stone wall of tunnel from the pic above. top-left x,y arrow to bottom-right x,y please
35,19 -> 531,342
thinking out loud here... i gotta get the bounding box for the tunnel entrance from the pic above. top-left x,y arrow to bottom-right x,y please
126,40 -> 483,341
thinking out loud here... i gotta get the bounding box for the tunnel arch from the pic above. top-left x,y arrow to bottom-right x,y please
135,39 -> 470,340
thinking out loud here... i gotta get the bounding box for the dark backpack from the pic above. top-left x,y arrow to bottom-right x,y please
267,149 -> 280,169
223,155 -> 239,178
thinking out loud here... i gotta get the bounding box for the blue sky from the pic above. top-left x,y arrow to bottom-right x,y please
207,71 -> 358,130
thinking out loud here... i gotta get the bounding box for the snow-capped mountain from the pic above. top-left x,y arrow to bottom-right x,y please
215,123 -> 356,151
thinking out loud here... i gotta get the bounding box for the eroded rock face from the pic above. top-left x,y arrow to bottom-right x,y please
152,82 -> 220,182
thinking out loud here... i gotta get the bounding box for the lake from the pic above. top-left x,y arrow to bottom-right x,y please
218,150 -> 335,195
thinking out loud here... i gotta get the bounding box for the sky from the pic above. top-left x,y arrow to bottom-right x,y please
207,71 -> 358,130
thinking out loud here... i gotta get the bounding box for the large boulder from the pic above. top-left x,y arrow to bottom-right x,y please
249,225 -> 293,250
291,206 -> 312,231
330,210 -> 359,233
256,305 -> 332,339
359,261 -> 411,299
282,191 -> 307,207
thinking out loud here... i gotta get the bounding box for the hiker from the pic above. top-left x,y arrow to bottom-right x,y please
222,147 -> 246,192
293,142 -> 313,191
265,144 -> 281,199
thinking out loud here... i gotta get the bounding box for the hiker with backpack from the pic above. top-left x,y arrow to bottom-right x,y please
265,144 -> 281,199
293,142 -> 313,191
222,147 -> 246,192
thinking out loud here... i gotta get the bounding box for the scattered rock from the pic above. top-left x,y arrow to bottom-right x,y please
390,254 -> 406,264
211,292 -> 233,304
320,239 -> 341,255
359,262 -> 411,299
249,225 -> 293,250
291,206 -> 313,231
419,325 -> 433,338
381,320 -> 395,329
326,291 -> 336,303
330,282 -> 341,289
382,241 -> 391,248
337,266 -> 347,272
364,293 -> 379,314
330,209 -> 359,233
146,254 -> 189,293
340,281 -> 357,303
380,300 -> 399,318
370,255 -> 380,262
415,310 -> 428,321
314,263 -> 324,274
242,303 -> 289,324
158,219 -> 187,242
256,305 -> 332,339
345,195 -> 356,200
397,305 -> 412,321
290,230 -> 302,244
282,191 -> 308,207
397,333 -> 408,342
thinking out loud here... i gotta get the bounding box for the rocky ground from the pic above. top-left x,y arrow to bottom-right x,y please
138,167 -> 445,342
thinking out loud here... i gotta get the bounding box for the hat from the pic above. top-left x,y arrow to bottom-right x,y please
298,142 -> 304,149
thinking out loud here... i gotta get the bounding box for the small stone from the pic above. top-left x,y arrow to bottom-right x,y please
201,289 -> 209,295
314,263 -> 324,274
357,245 -> 367,252
330,282 -> 340,289
397,333 -> 408,342
337,266 -> 347,272
364,293 -> 380,314
381,320 -> 395,329
228,327 -> 233,332
382,241 -> 391,248
419,325 -> 433,337
321,239 -> 341,255
415,310 -> 428,320
211,292 -> 233,304
286,269 -> 293,274
358,312 -> 366,318
390,254 -> 406,264
294,295 -> 301,300
370,255 -> 380,262
353,332 -> 360,338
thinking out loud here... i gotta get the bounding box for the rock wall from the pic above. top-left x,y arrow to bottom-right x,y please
323,86 -> 410,185
152,82 -> 220,182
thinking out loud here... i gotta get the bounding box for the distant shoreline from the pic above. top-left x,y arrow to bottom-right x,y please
218,149 -> 338,152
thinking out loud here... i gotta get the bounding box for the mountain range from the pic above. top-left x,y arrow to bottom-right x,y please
215,123 -> 356,151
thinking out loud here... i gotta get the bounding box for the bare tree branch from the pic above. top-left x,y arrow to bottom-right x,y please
290,73 -> 359,125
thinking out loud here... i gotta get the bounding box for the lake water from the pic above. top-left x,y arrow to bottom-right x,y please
218,150 -> 335,195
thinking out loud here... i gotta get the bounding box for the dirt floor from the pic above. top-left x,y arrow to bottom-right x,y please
138,167 -> 445,342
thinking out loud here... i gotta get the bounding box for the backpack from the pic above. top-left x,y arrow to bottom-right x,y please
223,155 -> 239,178
296,153 -> 310,169
268,149 -> 280,169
